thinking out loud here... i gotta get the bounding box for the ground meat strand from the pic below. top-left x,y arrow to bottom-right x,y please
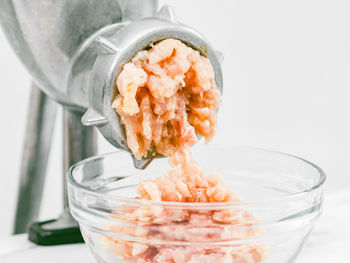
112,39 -> 220,160
107,39 -> 268,263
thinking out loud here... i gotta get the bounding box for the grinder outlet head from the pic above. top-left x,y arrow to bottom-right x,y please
82,5 -> 223,166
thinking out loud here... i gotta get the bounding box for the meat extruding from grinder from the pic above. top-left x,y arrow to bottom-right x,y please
108,39 -> 268,263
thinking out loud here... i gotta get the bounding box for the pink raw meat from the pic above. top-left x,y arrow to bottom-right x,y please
106,39 -> 268,262
112,38 -> 220,160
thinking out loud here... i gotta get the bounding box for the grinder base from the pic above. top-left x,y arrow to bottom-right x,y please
28,212 -> 83,246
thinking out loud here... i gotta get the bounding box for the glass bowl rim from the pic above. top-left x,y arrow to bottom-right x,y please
67,145 -> 326,208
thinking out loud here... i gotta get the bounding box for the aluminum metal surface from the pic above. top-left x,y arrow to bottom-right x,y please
82,6 -> 224,163
38,109 -> 98,232
63,110 -> 97,210
0,0 -> 158,110
0,1 -> 223,163
13,84 -> 57,234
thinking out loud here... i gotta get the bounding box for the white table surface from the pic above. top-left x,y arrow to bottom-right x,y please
1,191 -> 349,263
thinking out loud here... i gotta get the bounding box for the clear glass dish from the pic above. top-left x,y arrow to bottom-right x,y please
67,145 -> 325,263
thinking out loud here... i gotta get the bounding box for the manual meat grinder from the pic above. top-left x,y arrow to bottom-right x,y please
0,0 -> 223,245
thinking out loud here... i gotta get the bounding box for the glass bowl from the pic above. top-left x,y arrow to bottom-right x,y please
67,145 -> 325,263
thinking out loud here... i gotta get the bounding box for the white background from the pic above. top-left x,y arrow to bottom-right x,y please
0,0 -> 349,236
